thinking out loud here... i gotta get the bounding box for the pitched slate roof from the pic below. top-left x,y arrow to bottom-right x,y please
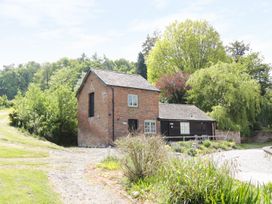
77,68 -> 159,96
159,103 -> 215,121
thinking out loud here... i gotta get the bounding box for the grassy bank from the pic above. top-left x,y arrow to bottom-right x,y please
0,109 -> 61,203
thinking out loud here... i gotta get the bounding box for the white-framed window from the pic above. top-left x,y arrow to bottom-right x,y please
180,122 -> 190,134
144,120 -> 156,134
128,94 -> 138,107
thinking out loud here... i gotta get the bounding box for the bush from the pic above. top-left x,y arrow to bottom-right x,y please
202,140 -> 211,148
0,95 -> 11,108
156,158 -> 269,204
116,134 -> 168,182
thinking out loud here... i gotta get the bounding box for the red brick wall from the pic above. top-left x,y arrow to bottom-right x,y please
77,72 -> 160,146
111,87 -> 160,140
77,73 -> 112,146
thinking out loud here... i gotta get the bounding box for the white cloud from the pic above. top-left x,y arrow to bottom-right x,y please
152,0 -> 168,9
0,0 -> 100,27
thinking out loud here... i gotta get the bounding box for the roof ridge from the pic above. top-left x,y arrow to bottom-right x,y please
91,68 -> 141,77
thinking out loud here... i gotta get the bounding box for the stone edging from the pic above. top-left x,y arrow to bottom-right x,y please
263,146 -> 272,155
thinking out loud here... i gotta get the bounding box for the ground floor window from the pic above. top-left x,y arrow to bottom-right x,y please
180,122 -> 190,134
128,119 -> 138,132
144,120 -> 156,134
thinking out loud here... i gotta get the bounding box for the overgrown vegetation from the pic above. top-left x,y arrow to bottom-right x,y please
116,134 -> 168,182
170,140 -> 236,156
115,136 -> 272,203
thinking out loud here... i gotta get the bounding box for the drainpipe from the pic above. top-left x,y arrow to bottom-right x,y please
111,87 -> 115,142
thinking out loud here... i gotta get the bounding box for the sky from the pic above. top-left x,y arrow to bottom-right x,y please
0,0 -> 272,68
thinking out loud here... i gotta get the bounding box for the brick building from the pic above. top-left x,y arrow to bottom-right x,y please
76,68 -> 215,147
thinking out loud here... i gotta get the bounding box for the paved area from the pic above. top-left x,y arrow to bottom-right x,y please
48,147 -> 130,204
212,149 -> 272,185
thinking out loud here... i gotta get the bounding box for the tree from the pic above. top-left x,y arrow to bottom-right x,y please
136,52 -> 147,79
147,20 -> 227,83
239,52 -> 271,95
156,71 -> 189,103
226,41 -> 250,62
187,62 -> 261,135
142,31 -> 160,57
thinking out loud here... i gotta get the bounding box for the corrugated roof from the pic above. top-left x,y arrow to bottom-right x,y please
77,68 -> 159,96
159,103 -> 215,121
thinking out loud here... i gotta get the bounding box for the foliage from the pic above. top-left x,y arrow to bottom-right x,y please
226,40 -> 250,62
147,19 -> 227,83
10,84 -> 77,145
187,62 -> 261,135
157,158 -> 268,204
124,157 -> 272,203
156,71 -> 189,103
136,52 -> 147,79
116,135 -> 168,182
239,52 -> 271,96
142,31 -> 160,57
170,140 -> 236,156
0,95 -> 11,108
97,156 -> 120,170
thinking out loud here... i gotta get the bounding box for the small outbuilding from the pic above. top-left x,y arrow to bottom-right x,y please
159,103 -> 216,140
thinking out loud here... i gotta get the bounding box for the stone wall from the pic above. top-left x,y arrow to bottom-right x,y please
215,130 -> 241,144
241,131 -> 272,143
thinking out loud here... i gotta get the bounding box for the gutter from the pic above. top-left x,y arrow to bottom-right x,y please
111,87 -> 115,142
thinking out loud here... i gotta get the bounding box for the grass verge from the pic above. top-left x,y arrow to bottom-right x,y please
96,156 -> 120,170
0,169 -> 61,204
0,145 -> 48,158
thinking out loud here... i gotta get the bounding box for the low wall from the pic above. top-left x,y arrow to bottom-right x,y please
215,130 -> 241,144
241,131 -> 272,143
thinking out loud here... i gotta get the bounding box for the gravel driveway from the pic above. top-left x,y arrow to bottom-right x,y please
48,147 -> 130,204
212,149 -> 272,185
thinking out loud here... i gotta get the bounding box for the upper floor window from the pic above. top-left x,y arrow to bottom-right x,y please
89,93 -> 94,117
128,94 -> 138,107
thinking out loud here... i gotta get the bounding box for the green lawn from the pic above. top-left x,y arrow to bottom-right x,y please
238,142 -> 272,149
0,169 -> 61,204
0,109 -> 61,203
0,145 -> 48,158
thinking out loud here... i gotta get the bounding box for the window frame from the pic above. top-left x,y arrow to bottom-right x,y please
128,94 -> 138,107
88,92 -> 94,118
180,122 -> 190,134
144,120 -> 156,134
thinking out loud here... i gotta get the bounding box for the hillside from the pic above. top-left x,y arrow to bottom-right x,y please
0,109 -> 61,203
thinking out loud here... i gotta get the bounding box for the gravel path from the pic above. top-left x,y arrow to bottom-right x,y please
48,147 -> 130,204
212,149 -> 272,185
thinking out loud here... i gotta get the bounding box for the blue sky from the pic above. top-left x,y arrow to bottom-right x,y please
0,0 -> 272,68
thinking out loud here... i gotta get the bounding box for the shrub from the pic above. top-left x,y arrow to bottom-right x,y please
202,140 -> 211,148
116,134 -> 168,182
97,156 -> 120,170
0,95 -> 11,108
157,158 -> 265,204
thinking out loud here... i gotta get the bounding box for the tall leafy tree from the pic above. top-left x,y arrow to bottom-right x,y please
147,20 -> 227,83
136,52 -> 147,79
187,62 -> 261,135
226,41 -> 250,62
142,31 -> 160,57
